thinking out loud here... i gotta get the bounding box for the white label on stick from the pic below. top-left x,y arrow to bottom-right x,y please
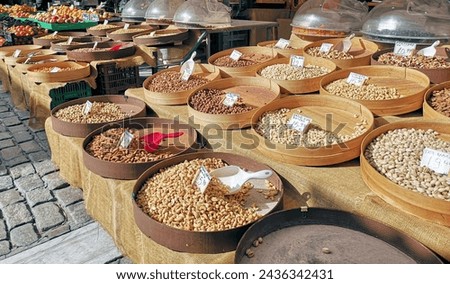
223,93 -> 240,107
67,36 -> 74,44
52,31 -> 58,36
52,9 -> 57,16
346,72 -> 368,87
93,41 -> 98,49
180,67 -> 193,81
274,38 -> 290,49
288,113 -> 312,133
13,49 -> 21,58
229,50 -> 242,61
118,130 -> 134,149
123,23 -> 130,30
290,55 -> 304,68
50,67 -> 61,73
103,19 -> 109,25
90,14 -> 99,22
193,166 -> 211,194
319,43 -> 333,53
420,148 -> 450,175
394,41 -> 416,57
82,100 -> 93,116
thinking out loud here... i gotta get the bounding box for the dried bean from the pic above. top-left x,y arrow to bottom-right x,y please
213,53 -> 272,67
325,79 -> 400,100
147,71 -> 209,93
110,28 -> 149,34
189,88 -> 254,114
54,102 -> 129,123
378,52 -> 450,69
259,64 -> 330,80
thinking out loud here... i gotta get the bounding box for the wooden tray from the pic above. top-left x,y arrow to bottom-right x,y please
106,26 -> 157,42
26,61 -> 90,83
303,38 -> 379,70
143,63 -> 221,105
132,28 -> 188,46
14,55 -> 68,74
319,66 -> 430,116
360,120 -> 450,227
4,49 -> 56,65
0,45 -> 42,58
66,42 -> 136,62
207,46 -> 278,78
257,40 -> 303,58
256,57 -> 336,94
423,81 -> 450,122
82,117 -> 198,180
51,95 -> 147,138
187,77 -> 281,130
250,95 -> 375,166
371,48 -> 450,84
132,151 -> 284,253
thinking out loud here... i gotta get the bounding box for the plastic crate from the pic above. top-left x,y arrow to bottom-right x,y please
49,81 -> 92,109
95,62 -> 140,96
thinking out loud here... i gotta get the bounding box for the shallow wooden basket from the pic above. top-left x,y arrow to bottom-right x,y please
207,46 -> 278,78
291,26 -> 347,42
303,38 -> 379,69
15,55 -> 68,74
319,66 -> 430,116
256,57 -> 336,94
256,40 -> 303,58
33,35 -> 68,48
371,48 -> 450,84
187,77 -> 281,130
51,95 -> 147,138
33,32 -> 91,47
143,63 -> 221,105
132,28 -> 188,46
26,61 -> 90,83
4,49 -> 57,65
66,42 -> 136,62
132,151 -> 284,254
86,24 -> 122,36
106,26 -> 157,42
360,120 -> 450,227
251,95 -> 375,166
50,39 -> 95,53
423,81 -> 450,122
0,45 -> 42,58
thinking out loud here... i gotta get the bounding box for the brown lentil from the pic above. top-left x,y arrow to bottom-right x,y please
189,88 -> 254,114
305,47 -> 354,60
259,64 -> 330,80
213,53 -> 272,67
54,102 -> 129,123
147,71 -> 209,93
324,79 -> 400,100
377,52 -> 450,69
429,88 -> 450,117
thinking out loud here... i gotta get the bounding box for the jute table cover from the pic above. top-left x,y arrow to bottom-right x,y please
44,87 -> 450,262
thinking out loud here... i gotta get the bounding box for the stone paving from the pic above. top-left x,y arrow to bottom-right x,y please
0,89 -> 130,263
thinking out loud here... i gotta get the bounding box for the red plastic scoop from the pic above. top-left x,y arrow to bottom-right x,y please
109,44 -> 123,51
140,131 -> 184,153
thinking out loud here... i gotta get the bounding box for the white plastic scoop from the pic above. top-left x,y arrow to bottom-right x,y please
210,165 -> 273,194
180,51 -> 196,75
417,40 -> 440,57
341,33 -> 355,53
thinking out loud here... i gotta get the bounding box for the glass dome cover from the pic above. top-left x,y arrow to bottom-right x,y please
173,0 -> 231,27
122,0 -> 154,19
291,0 -> 368,32
145,0 -> 185,20
362,0 -> 450,44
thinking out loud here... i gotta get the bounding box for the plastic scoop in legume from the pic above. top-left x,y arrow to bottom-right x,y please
417,40 -> 440,57
109,44 -> 123,51
140,131 -> 184,153
210,166 -> 273,195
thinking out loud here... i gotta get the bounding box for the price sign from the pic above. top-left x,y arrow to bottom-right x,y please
288,113 -> 312,133
180,67 -> 193,81
118,130 -> 134,149
193,166 -> 211,194
103,20 -> 109,25
12,50 -> 21,58
52,9 -> 57,16
93,41 -> 98,49
82,13 -> 90,22
223,93 -> 240,107
346,72 -> 369,87
290,55 -> 305,68
319,43 -> 334,53
274,38 -> 290,49
394,41 -> 416,57
124,23 -> 130,30
52,31 -> 58,36
420,148 -> 450,175
229,49 -> 242,61
67,36 -> 74,45
70,4 -> 74,9
88,7 -> 94,12
82,100 -> 93,116
90,14 -> 99,22
50,67 -> 61,73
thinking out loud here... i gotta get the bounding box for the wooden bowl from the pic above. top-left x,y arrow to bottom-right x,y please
26,61 -> 90,83
187,77 -> 281,130
256,40 -> 303,58
303,38 -> 379,69
251,95 -> 375,166
132,151 -> 284,253
50,39 -> 96,53
143,63 -> 221,105
0,45 -> 42,58
256,57 -> 337,94
4,49 -> 57,65
207,46 -> 278,78
106,26 -> 157,42
360,120 -> 450,227
319,66 -> 430,116
66,42 -> 136,62
86,24 -> 123,36
14,55 -> 68,74
423,81 -> 450,122
132,28 -> 188,46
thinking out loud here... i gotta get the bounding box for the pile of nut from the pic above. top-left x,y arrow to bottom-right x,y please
324,79 -> 401,100
54,102 -> 129,123
429,88 -> 450,117
377,53 -> 450,69
255,108 -> 368,147
54,41 -> 83,46
89,24 -> 119,30
189,89 -> 254,114
33,66 -> 77,72
213,53 -> 273,67
136,158 -> 279,231
71,47 -> 112,52
263,42 -> 294,50
39,34 -> 68,40
305,47 -> 354,60
136,32 -> 179,38
259,64 -> 330,80
365,128 -> 450,201
147,71 -> 210,93
86,128 -> 174,163
110,28 -> 149,34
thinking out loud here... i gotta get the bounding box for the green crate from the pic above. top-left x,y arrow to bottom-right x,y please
35,20 -> 97,31
50,81 -> 92,109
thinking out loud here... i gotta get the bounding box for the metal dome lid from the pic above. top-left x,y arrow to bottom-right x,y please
173,0 -> 231,28
121,0 -> 154,20
145,0 -> 185,20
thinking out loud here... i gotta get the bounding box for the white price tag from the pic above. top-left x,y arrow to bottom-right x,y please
118,130 -> 134,149
193,166 -> 211,194
319,43 -> 334,53
288,113 -> 312,133
88,8 -> 94,12
52,9 -> 57,16
50,67 -> 61,73
93,41 -> 98,49
180,67 -> 193,81
394,41 -> 416,57
82,100 -> 93,116
70,4 -> 74,9
274,38 -> 290,49
420,148 -> 450,175
12,49 -> 21,58
90,14 -> 99,22
67,36 -> 74,44
222,93 -> 240,107
82,13 -> 90,22
52,31 -> 58,36
290,55 -> 305,68
149,31 -> 156,37
123,23 -> 130,30
229,50 -> 242,61
346,72 -> 368,87
103,20 -> 109,25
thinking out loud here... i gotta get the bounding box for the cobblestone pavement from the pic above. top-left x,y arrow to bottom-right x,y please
0,89 -> 130,263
